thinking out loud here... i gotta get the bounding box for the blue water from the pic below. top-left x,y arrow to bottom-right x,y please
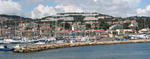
1,43 -> 150,59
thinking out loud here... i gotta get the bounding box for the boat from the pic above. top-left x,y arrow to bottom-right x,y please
35,42 -> 45,44
3,39 -> 20,44
0,45 -> 14,51
0,38 -> 4,44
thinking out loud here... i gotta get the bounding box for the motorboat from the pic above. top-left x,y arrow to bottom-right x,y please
35,42 -> 45,44
2,39 -> 21,44
0,38 -> 4,44
0,45 -> 14,51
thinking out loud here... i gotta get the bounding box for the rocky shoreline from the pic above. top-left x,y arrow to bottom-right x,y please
13,39 -> 150,53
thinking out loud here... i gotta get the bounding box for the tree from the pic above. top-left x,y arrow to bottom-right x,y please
85,24 -> 91,30
99,21 -> 110,30
123,23 -> 130,29
70,15 -> 85,22
64,23 -> 71,29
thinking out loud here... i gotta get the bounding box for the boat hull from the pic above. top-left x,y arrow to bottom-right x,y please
0,48 -> 13,51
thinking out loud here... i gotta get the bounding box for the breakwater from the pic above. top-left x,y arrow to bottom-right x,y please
13,39 -> 150,53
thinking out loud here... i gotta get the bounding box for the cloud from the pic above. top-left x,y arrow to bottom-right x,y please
146,5 -> 150,11
31,4 -> 57,19
20,0 -> 50,5
122,0 -> 141,7
31,4 -> 84,18
55,5 -> 83,13
136,5 -> 150,16
31,0 -> 142,18
2,0 -> 149,18
54,0 -> 141,17
0,0 -> 21,15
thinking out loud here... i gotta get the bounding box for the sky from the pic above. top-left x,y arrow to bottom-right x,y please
0,0 -> 150,19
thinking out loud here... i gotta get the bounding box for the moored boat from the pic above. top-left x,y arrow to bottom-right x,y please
34,42 -> 45,44
0,45 -> 14,51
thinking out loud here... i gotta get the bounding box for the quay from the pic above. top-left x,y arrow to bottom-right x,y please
13,39 -> 150,53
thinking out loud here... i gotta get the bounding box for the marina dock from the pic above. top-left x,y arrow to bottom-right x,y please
13,39 -> 150,53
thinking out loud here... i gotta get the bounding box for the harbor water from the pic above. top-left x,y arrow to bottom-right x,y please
1,43 -> 150,59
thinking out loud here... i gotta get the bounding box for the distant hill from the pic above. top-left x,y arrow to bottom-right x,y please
40,12 -> 115,21
0,13 -> 150,30
0,14 -> 33,21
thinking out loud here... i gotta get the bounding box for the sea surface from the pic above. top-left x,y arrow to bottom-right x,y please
1,43 -> 150,59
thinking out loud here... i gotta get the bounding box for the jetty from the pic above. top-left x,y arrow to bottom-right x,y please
13,39 -> 150,53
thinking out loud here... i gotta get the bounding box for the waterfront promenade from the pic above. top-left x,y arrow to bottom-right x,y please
13,39 -> 150,53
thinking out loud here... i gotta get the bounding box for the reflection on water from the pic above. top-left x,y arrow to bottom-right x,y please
1,43 -> 150,59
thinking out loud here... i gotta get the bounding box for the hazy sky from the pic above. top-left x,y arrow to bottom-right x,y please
0,0 -> 150,18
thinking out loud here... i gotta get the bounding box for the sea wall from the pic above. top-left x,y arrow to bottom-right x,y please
13,39 -> 150,53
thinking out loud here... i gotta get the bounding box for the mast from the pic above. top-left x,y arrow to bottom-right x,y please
63,21 -> 65,37
48,22 -> 51,38
21,21 -> 22,38
14,19 -> 16,38
54,19 -> 58,38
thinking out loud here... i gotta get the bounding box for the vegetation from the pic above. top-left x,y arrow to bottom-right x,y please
98,20 -> 110,30
123,23 -> 130,29
64,22 -> 71,30
69,15 -> 85,22
127,16 -> 150,30
1,14 -> 150,30
85,24 -> 91,30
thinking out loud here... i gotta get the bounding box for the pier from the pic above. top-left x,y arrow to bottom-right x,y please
13,39 -> 150,53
